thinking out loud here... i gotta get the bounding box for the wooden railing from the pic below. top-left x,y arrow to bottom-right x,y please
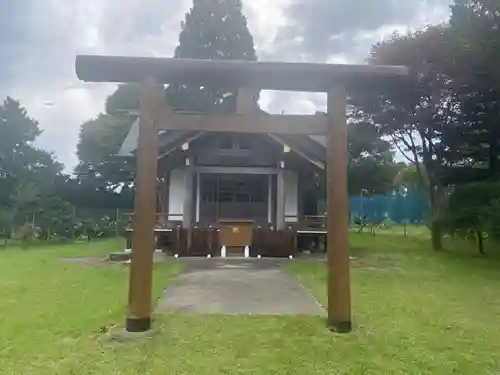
286,215 -> 326,230
301,215 -> 327,229
125,213 -> 326,231
124,213 -> 183,230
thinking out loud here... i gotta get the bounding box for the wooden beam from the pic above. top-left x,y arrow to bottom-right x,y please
268,134 -> 325,169
268,175 -> 273,224
126,78 -> 161,333
183,156 -> 194,229
236,88 -> 255,114
195,172 -> 201,223
75,55 -> 410,93
162,170 -> 170,215
195,166 -> 278,175
158,109 -> 329,135
326,86 -> 352,333
157,132 -> 203,160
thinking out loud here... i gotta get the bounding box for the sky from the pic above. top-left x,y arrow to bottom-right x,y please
0,0 -> 452,171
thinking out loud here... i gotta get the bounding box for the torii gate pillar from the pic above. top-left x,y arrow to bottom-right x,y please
326,87 -> 351,332
126,78 -> 160,332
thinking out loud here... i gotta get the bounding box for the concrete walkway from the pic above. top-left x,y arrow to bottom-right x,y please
156,258 -> 324,316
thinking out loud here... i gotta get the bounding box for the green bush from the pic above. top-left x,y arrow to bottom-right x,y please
441,182 -> 500,254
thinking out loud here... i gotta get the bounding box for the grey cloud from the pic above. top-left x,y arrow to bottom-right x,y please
0,1 -> 74,89
271,0 -> 452,62
99,0 -> 189,47
0,0 -> 188,93
0,0 -> 190,170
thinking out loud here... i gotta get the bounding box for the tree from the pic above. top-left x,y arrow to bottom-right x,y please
75,114 -> 136,190
357,26 -> 458,251
0,208 -> 13,244
393,164 -> 428,191
0,97 -> 41,203
35,196 -> 74,241
0,97 -> 63,205
442,181 -> 500,255
10,182 -> 39,221
347,113 -> 404,195
447,0 -> 500,179
166,0 -> 258,113
75,0 -> 259,188
75,83 -> 141,189
105,83 -> 142,116
306,118 -> 403,215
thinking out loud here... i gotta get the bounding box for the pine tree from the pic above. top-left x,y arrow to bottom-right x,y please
166,0 -> 258,113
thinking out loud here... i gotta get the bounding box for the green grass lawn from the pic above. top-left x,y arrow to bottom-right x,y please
289,234 -> 500,374
1,235 -> 499,374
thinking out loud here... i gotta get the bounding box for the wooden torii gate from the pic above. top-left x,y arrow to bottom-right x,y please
75,55 -> 409,334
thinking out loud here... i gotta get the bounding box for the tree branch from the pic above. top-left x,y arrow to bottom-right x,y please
391,135 -> 416,164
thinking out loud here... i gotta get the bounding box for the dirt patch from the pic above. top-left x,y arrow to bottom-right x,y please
297,251 -> 402,272
59,257 -> 109,268
351,254 -> 405,272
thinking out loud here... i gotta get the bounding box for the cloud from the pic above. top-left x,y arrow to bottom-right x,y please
259,0 -> 451,115
274,0 -> 452,62
0,0 -> 191,170
0,0 -> 452,171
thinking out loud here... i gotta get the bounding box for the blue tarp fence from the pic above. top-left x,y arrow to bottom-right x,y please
320,190 -> 429,224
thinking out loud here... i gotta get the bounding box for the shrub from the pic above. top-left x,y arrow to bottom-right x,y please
441,182 -> 500,255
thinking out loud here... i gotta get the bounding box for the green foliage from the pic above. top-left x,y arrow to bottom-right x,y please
0,208 -> 13,239
105,83 -> 142,115
0,97 -> 71,244
75,83 -> 142,189
446,0 -> 500,178
10,182 -> 39,216
364,25 -> 454,180
0,95 -> 129,247
0,98 -> 63,206
357,25 -> 461,251
12,223 -> 40,246
35,197 -> 74,241
0,97 -> 41,150
347,118 -> 404,195
393,164 -> 428,191
441,182 -> 500,254
166,0 -> 258,113
75,114 -> 136,189
310,119 -> 404,199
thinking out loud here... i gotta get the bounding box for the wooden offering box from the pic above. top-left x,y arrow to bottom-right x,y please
217,220 -> 254,247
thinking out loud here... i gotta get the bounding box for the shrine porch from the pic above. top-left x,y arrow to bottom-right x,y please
124,214 -> 327,258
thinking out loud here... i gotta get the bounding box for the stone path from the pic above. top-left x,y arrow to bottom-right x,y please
156,258 -> 324,316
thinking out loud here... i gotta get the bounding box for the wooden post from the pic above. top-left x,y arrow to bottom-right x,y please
196,172 -> 201,223
183,157 -> 194,229
126,231 -> 132,249
326,86 -> 352,333
267,174 -> 272,224
237,88 -> 254,114
276,162 -> 285,231
126,78 -> 160,332
162,170 -> 170,216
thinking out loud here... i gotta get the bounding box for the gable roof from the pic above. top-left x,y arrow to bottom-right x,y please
117,117 -> 327,168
